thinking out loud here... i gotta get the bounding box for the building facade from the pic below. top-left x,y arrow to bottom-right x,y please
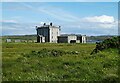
36,23 -> 86,43
58,34 -> 86,43
36,23 -> 60,43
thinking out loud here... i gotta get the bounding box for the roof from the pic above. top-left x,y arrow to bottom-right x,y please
36,25 -> 60,29
60,34 -> 82,36
58,34 -> 86,38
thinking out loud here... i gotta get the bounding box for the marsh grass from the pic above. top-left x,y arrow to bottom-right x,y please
2,43 -> 119,81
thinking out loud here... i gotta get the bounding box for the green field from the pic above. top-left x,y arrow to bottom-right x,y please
2,43 -> 119,81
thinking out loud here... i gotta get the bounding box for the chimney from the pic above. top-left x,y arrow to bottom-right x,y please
36,26 -> 38,29
43,23 -> 46,26
50,22 -> 52,26
59,26 -> 61,31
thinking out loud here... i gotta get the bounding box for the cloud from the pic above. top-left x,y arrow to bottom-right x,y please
59,15 -> 118,35
21,3 -> 79,22
1,16 -> 118,36
61,15 -> 117,29
0,20 -> 18,23
98,22 -> 117,28
81,15 -> 117,29
1,2 -> 118,36
1,20 -> 37,35
38,8 -> 78,22
83,15 -> 115,23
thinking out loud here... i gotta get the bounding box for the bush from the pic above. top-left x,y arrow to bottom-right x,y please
91,36 -> 120,55
22,49 -> 69,58
22,48 -> 81,58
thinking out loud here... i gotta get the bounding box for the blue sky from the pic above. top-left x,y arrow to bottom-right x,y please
1,0 -> 120,2
1,2 -> 118,36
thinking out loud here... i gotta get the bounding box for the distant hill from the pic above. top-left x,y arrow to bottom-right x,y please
2,34 -> 37,42
86,35 -> 117,43
1,34 -> 117,43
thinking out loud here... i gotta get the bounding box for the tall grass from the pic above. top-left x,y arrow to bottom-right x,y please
2,43 -> 118,82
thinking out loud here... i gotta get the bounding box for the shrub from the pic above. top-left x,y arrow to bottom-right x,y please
22,49 -> 70,58
91,36 -> 120,55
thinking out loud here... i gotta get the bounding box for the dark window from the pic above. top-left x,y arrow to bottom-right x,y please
70,40 -> 76,43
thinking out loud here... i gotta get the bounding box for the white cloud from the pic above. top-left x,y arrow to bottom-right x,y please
98,23 -> 115,28
21,3 -> 79,22
98,21 -> 117,28
59,15 -> 118,35
61,15 -> 117,30
83,15 -> 115,23
79,15 -> 118,29
1,20 -> 37,35
40,22 -> 45,25
41,8 -> 79,22
0,20 -> 18,23
1,3 -> 118,36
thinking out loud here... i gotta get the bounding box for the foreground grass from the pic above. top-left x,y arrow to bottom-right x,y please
2,43 -> 119,81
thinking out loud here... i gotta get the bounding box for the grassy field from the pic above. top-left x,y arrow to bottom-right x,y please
2,43 -> 119,81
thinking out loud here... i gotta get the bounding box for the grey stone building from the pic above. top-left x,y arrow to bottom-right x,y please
36,23 -> 60,43
36,23 -> 86,43
58,34 -> 86,43
6,39 -> 12,43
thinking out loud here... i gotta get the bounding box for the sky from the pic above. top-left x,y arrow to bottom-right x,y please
1,2 -> 119,36
1,0 -> 120,2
